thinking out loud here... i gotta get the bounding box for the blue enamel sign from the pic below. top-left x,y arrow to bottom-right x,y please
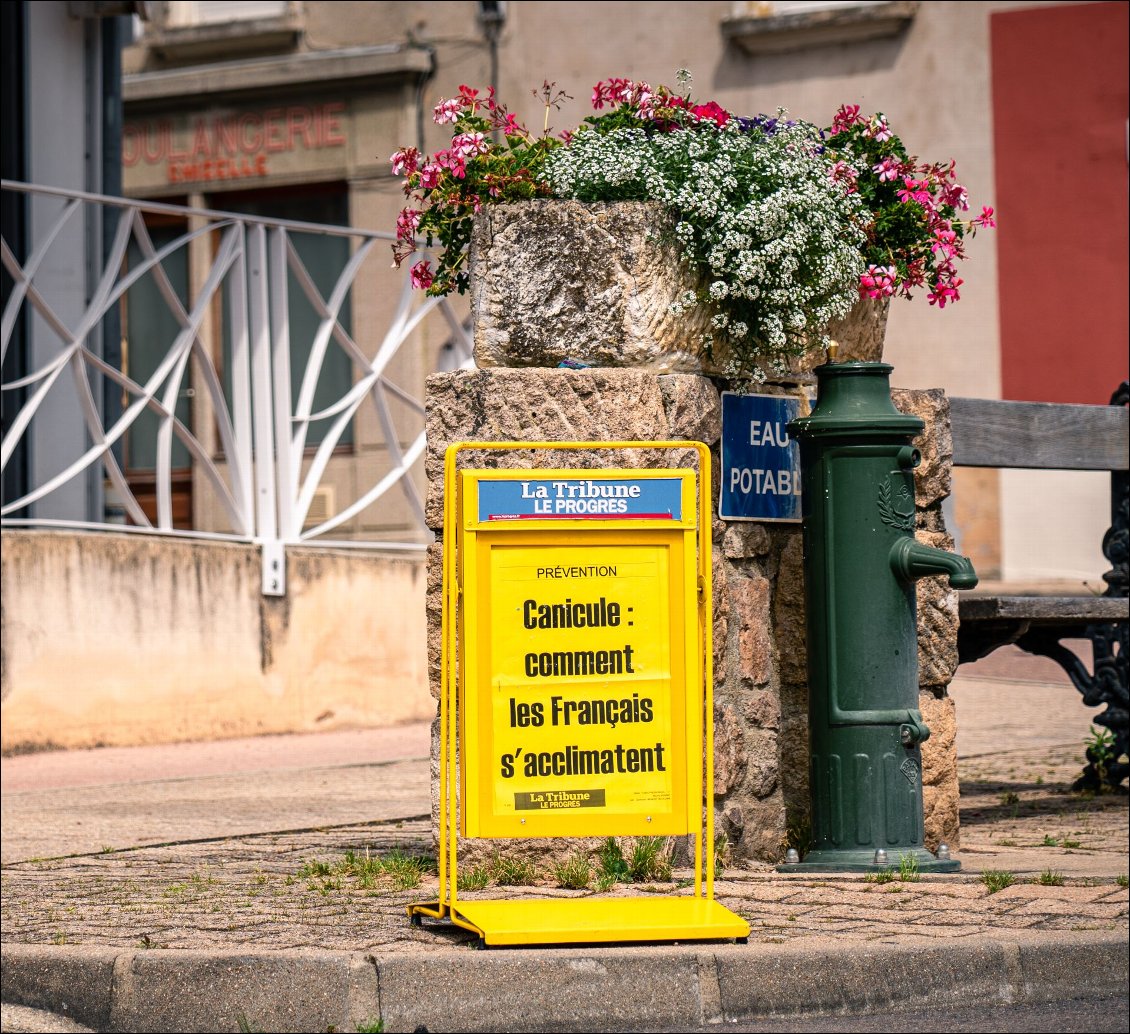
719,392 -> 803,522
478,476 -> 683,522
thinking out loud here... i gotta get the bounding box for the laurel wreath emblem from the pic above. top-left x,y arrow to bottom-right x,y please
878,478 -> 915,531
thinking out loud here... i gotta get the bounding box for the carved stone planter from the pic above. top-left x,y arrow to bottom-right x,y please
469,199 -> 888,381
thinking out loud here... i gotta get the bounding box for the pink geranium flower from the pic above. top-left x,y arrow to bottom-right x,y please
829,104 -> 862,135
872,156 -> 902,183
450,132 -> 489,159
395,208 -> 421,241
927,278 -> 963,308
433,98 -> 463,125
828,160 -> 858,192
390,147 -> 419,177
866,116 -> 892,142
975,205 -> 996,229
897,177 -> 931,205
859,264 -> 898,299
410,260 -> 434,290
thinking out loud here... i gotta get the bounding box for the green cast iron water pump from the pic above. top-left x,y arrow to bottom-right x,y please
784,361 -> 977,872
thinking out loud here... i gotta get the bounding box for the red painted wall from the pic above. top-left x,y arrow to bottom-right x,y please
991,2 -> 1129,404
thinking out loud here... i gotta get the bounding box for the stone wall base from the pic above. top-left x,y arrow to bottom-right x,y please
425,368 -> 961,865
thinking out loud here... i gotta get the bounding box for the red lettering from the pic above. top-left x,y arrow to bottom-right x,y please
214,116 -> 239,157
167,122 -> 189,162
142,123 -> 164,164
123,125 -> 141,167
192,119 -> 212,158
254,154 -> 268,176
322,101 -> 345,146
264,109 -> 286,152
287,106 -> 314,149
238,113 -> 262,152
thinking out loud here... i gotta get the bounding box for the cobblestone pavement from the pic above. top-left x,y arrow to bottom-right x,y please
2,744 -> 1125,954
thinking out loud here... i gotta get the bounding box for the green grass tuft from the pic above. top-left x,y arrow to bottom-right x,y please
552,851 -> 592,890
981,869 -> 1016,894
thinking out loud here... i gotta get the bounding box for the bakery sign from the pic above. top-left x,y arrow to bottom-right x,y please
123,101 -> 347,188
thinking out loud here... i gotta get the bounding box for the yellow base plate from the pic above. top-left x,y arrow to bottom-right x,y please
414,896 -> 749,946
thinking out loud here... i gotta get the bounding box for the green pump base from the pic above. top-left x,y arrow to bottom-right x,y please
776,846 -> 960,873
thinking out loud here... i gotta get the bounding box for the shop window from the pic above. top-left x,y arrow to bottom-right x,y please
213,183 -> 355,450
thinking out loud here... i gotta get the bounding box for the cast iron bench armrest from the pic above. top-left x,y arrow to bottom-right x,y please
957,595 -> 1130,664
950,384 -> 1128,790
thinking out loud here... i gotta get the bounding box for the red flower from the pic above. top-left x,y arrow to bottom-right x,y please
974,205 -> 996,229
389,147 -> 419,177
690,101 -> 731,127
410,260 -> 434,291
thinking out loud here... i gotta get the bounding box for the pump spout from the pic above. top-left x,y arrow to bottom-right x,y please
889,537 -> 979,589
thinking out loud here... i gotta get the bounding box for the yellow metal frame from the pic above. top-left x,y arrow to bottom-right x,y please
407,440 -> 749,946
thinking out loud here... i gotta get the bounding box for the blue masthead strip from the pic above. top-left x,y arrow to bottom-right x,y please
477,477 -> 683,522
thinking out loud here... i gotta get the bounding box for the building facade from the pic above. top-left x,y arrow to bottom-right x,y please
120,0 -> 1129,580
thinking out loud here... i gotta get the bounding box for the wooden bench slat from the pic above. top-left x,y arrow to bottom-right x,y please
950,397 -> 1129,471
959,595 -> 1130,623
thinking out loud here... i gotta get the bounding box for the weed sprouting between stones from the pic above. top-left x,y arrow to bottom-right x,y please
981,869 -> 1016,894
552,851 -> 592,890
294,849 -> 435,893
457,865 -> 491,892
897,854 -> 920,883
489,852 -> 539,887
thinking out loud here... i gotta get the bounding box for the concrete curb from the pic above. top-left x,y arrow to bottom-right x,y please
3,935 -> 1127,1033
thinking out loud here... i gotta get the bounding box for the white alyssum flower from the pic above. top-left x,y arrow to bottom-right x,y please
543,115 -> 865,376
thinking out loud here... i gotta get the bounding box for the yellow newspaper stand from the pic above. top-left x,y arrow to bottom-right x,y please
408,441 -> 749,946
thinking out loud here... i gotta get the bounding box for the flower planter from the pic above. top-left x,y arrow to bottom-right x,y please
469,200 -> 887,381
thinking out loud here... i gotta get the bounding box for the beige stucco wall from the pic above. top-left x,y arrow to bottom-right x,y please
0,530 -> 430,751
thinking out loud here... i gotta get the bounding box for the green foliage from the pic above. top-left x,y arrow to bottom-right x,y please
380,851 -> 431,891
981,870 -> 1016,894
1037,869 -> 1065,886
897,854 -> 921,883
865,868 -> 896,885
596,838 -> 632,886
391,84 -> 567,295
1116,874 -> 1128,888
628,837 -> 672,882
714,833 -> 731,879
392,75 -> 992,384
1041,835 -> 1058,846
1084,726 -> 1117,794
295,850 -> 434,893
457,865 -> 490,892
552,852 -> 593,890
489,853 -> 538,887
355,1020 -> 385,1033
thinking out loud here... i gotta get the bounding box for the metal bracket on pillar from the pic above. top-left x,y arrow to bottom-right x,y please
261,540 -> 286,596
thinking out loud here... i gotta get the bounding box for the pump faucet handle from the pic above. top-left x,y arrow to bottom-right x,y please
889,537 -> 979,589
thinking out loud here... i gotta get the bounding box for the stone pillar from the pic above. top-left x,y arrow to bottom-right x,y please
424,201 -> 961,865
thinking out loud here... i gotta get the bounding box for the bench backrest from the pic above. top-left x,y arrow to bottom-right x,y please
949,397 -> 1129,471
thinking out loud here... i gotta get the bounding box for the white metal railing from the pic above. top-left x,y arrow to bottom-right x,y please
1,181 -> 471,593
